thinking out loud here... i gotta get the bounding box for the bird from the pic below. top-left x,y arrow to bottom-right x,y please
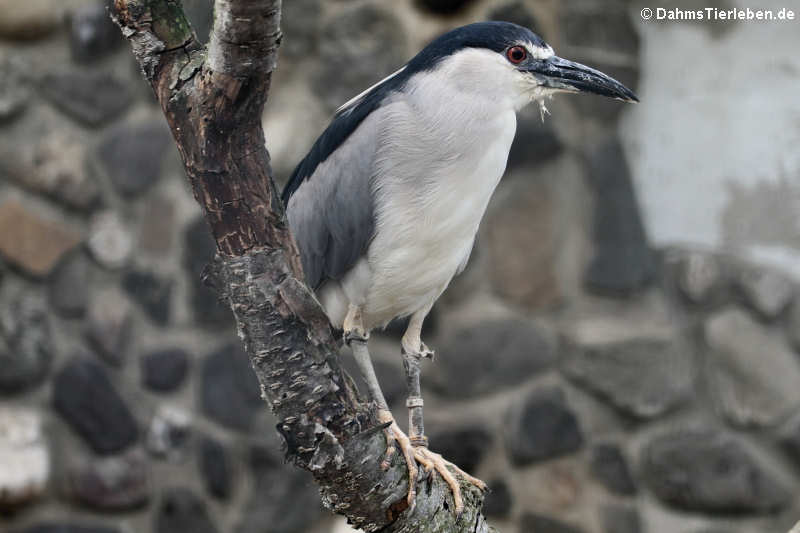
282,21 -> 637,515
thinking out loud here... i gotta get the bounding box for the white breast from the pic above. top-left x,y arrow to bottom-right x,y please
362,92 -> 517,327
322,47 -> 526,330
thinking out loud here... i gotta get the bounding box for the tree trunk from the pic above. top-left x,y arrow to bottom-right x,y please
111,1 -> 494,531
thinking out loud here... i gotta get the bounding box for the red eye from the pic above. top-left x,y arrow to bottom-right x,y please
506,46 -> 527,64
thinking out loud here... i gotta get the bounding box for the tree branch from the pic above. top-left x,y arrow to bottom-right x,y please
207,0 -> 281,76
112,1 -> 493,531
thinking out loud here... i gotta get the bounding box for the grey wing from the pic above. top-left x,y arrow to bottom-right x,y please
285,112 -> 382,290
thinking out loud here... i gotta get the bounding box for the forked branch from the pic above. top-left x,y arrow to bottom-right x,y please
112,1 -> 493,531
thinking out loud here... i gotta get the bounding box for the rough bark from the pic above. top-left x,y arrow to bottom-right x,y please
112,1 -> 494,531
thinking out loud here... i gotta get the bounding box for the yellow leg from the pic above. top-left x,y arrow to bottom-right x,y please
400,306 -> 434,359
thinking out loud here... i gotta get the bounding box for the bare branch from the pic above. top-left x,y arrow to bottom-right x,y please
208,0 -> 282,76
112,1 -> 493,531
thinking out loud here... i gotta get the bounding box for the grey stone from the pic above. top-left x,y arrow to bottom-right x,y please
122,270 -> 173,325
519,513 -> 584,533
431,318 -> 555,398
48,251 -> 90,318
0,408 -> 49,508
705,308 -> 800,427
641,429 -> 789,513
414,0 -> 476,15
489,1 -> 540,31
145,405 -> 192,460
98,121 -> 172,196
601,504 -> 641,533
428,426 -> 492,474
482,478 -> 512,518
779,414 -> 800,466
506,387 -> 583,465
340,348 -> 406,408
0,131 -> 100,210
313,5 -> 407,112
199,435 -> 232,500
736,266 -> 794,320
584,140 -> 654,293
0,0 -> 60,40
156,488 -> 218,533
138,196 -> 175,253
68,1 -> 124,63
40,72 -> 132,127
506,108 -> 563,173
87,211 -> 133,270
68,448 -> 149,510
685,530 -> 738,533
789,300 -> 800,350
563,327 -> 692,419
558,1 -> 639,122
590,443 -> 636,496
560,2 -> 638,57
0,294 -> 53,394
13,524 -> 120,533
676,251 -> 724,304
485,179 -> 561,310
236,445 -> 323,533
183,217 -> 233,326
85,289 -> 133,366
280,0 -> 322,60
0,201 -> 83,277
53,357 -> 138,454
201,343 -> 262,431
141,348 -> 189,392
0,58 -> 27,123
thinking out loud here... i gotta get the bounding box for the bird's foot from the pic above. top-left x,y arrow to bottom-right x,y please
401,340 -> 435,361
378,410 -> 419,510
377,410 -> 486,517
413,445 -> 487,517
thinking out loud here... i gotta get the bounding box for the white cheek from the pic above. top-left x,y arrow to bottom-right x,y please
439,49 -> 533,107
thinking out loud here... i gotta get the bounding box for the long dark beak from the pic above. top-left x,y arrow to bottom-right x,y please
527,56 -> 638,103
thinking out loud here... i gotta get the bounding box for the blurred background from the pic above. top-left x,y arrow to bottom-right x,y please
1,0 -> 799,532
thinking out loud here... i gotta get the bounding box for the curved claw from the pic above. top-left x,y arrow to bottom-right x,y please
380,441 -> 396,471
383,422 -> 418,509
379,416 -> 486,517
413,447 -> 483,516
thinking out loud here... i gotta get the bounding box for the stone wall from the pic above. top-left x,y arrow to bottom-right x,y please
620,0 -> 800,275
1,1 -> 799,533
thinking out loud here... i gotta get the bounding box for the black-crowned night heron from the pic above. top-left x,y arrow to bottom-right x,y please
282,21 -> 637,513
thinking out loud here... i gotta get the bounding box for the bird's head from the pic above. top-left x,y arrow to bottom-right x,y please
410,21 -> 638,112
